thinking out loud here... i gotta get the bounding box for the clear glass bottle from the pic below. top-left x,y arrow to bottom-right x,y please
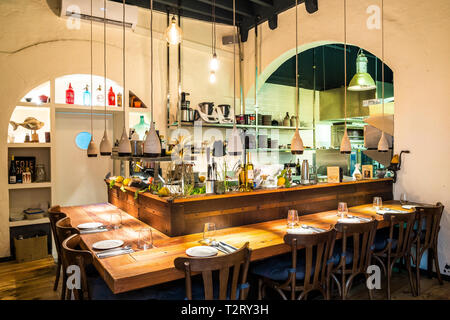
83,85 -> 90,106
35,164 -> 46,182
132,115 -> 150,140
96,85 -> 104,104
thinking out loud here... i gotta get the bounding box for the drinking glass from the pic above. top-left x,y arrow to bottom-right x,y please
110,211 -> 122,230
287,210 -> 299,228
373,197 -> 383,211
337,202 -> 348,218
138,228 -> 153,250
203,223 -> 216,244
400,193 -> 408,205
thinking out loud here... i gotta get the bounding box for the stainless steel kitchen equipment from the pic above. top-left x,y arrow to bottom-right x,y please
301,160 -> 309,185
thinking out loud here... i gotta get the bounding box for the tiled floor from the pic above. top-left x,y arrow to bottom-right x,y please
0,256 -> 448,300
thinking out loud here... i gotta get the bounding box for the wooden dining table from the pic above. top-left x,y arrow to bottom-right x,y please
61,200 -> 414,294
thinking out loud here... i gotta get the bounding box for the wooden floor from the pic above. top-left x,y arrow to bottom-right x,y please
0,256 -> 449,300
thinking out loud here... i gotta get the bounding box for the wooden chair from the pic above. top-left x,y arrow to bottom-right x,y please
328,219 -> 378,300
410,202 -> 444,296
56,216 -> 79,300
372,212 -> 416,299
174,243 -> 251,300
48,205 -> 66,291
253,229 -> 336,300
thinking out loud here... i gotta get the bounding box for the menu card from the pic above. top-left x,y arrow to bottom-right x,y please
327,166 -> 340,183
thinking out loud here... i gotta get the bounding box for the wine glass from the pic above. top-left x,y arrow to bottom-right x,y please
203,223 -> 216,244
337,202 -> 348,218
373,197 -> 383,211
400,193 -> 408,205
138,228 -> 153,250
287,210 -> 299,228
110,211 -> 122,230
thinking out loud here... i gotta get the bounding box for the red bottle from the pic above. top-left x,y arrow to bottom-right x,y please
108,87 -> 116,106
66,83 -> 74,104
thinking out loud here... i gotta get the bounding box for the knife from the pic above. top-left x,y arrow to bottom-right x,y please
219,241 -> 238,252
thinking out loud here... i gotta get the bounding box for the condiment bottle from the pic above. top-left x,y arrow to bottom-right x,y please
108,87 -> 116,106
66,83 -> 74,104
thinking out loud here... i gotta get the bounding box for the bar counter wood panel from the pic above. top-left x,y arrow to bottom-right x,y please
107,178 -> 393,237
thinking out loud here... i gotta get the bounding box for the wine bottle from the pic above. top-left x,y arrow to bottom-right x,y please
9,155 -> 16,184
246,152 -> 254,191
238,164 -> 246,192
296,159 -> 301,176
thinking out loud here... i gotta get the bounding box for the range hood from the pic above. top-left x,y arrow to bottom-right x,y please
319,87 -> 375,121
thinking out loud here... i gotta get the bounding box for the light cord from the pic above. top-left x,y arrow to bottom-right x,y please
122,0 -> 126,128
381,0 -> 385,119
90,0 -> 93,134
233,0 -> 236,126
151,0 -> 154,122
104,0 -> 107,128
295,0 -> 299,129
344,0 -> 347,130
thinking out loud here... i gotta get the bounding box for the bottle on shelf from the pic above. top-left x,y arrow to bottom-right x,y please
83,85 -> 90,106
16,159 -> 23,184
238,163 -> 246,192
66,83 -> 75,104
96,85 -> 104,104
9,155 -> 17,184
22,167 -> 32,184
246,152 -> 254,191
295,159 -> 301,176
283,112 -> 290,126
108,87 -> 116,106
117,92 -> 122,107
160,135 -> 166,156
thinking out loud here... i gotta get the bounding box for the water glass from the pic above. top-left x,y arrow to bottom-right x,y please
287,210 -> 299,228
138,228 -> 153,250
373,197 -> 383,211
400,193 -> 408,205
337,202 -> 348,218
203,223 -> 216,244
110,211 -> 122,230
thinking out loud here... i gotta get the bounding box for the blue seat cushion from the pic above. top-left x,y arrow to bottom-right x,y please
373,228 -> 398,252
329,241 -> 354,265
88,275 -> 186,300
251,253 -> 312,282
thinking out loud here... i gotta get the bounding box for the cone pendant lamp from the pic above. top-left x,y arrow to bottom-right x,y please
118,0 -> 131,156
143,0 -> 161,157
100,0 -> 112,156
291,0 -> 304,155
87,0 -> 98,157
340,0 -> 351,154
227,0 -> 243,156
378,0 -> 389,152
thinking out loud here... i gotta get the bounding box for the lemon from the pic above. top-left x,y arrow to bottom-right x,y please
158,187 -> 170,196
199,176 -> 206,183
123,178 -> 131,186
277,177 -> 286,187
116,176 -> 124,183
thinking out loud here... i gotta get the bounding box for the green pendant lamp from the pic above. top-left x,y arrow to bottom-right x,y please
348,49 -> 376,91
378,0 -> 389,152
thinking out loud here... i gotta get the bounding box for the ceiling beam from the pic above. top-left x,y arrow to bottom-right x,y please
248,0 -> 273,8
194,0 -> 254,17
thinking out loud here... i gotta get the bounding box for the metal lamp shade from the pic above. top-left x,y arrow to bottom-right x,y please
143,122 -> 161,157
291,128 -> 304,155
340,129 -> 352,154
348,51 -> 376,91
227,126 -> 243,156
377,131 -> 389,152
99,130 -> 112,156
87,137 -> 98,157
118,127 -> 132,156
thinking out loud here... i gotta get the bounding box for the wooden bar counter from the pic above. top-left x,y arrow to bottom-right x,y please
108,178 -> 393,237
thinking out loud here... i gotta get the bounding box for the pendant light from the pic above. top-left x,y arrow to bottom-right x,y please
143,0 -> 162,157
87,0 -> 98,157
340,0 -> 351,154
99,0 -> 112,156
348,49 -> 376,91
209,0 -> 219,73
291,0 -> 304,155
118,0 -> 131,156
165,15 -> 182,45
378,0 -> 389,152
226,0 -> 243,156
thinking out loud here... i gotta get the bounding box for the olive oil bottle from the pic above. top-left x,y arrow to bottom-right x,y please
238,164 -> 246,192
246,152 -> 254,191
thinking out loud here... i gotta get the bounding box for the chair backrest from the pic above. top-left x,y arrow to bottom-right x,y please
283,229 -> 337,293
56,216 -> 79,246
415,202 -> 444,249
334,219 -> 378,273
48,206 -> 66,257
61,234 -> 93,300
174,243 -> 251,300
382,212 -> 416,256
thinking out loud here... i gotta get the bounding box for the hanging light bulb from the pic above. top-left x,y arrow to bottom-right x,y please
87,136 -> 99,157
210,53 -> 219,71
165,16 -> 182,45
100,129 -> 112,156
348,50 -> 376,91
209,70 -> 216,83
291,128 -> 304,155
340,129 -> 351,154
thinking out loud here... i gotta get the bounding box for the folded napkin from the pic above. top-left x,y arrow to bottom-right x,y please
376,209 -> 409,215
401,205 -> 416,210
287,227 -> 316,234
96,248 -> 134,259
80,228 -> 109,235
337,217 -> 361,224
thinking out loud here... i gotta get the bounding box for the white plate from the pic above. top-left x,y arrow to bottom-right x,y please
77,222 -> 103,230
286,227 -> 315,234
401,205 -> 416,210
93,239 -> 124,250
186,246 -> 218,257
337,218 -> 361,224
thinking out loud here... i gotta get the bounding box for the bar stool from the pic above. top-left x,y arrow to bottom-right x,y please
328,219 -> 378,300
251,230 -> 336,300
174,243 -> 252,300
48,206 -> 66,292
410,203 -> 444,296
372,212 -> 416,299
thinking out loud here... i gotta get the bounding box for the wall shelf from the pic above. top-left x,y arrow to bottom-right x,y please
55,103 -> 123,114
7,143 -> 52,148
8,182 -> 52,190
169,122 -> 313,131
9,217 -> 50,227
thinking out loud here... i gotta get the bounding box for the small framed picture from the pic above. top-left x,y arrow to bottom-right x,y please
362,165 -> 373,179
327,166 -> 340,183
